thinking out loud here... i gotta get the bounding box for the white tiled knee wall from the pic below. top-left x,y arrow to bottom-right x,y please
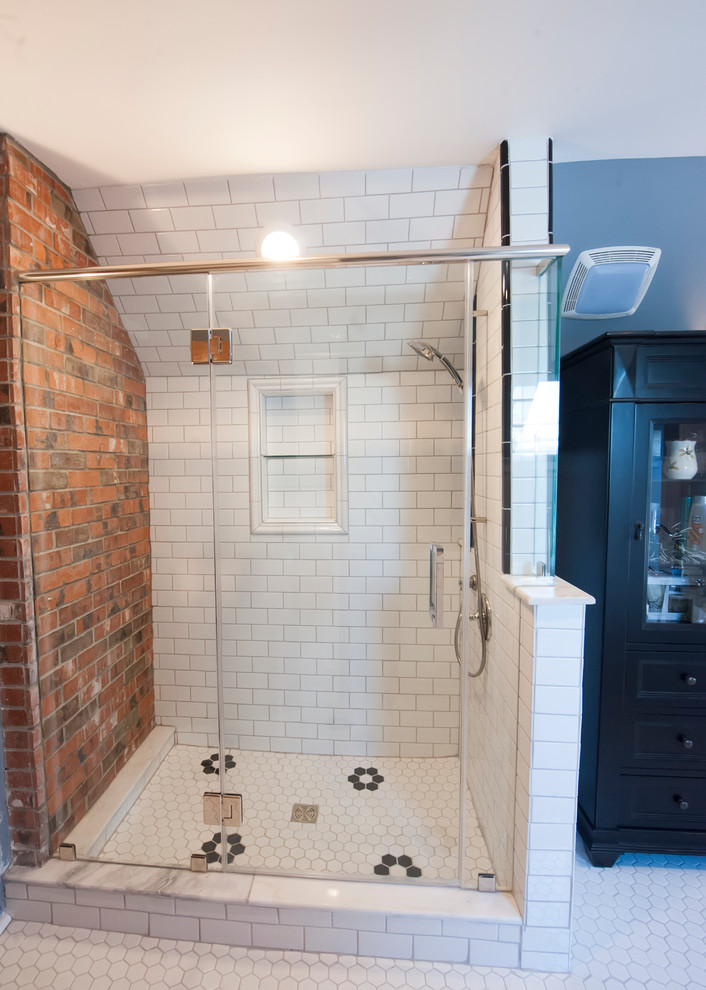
514,597 -> 588,972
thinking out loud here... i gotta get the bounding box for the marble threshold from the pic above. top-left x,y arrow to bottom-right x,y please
4,725 -> 521,963
4,855 -> 521,964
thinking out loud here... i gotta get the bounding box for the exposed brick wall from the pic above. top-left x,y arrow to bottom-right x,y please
0,135 -> 154,864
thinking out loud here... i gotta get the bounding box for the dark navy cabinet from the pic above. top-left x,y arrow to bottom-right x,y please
557,332 -> 706,866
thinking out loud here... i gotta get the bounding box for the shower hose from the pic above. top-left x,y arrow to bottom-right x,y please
454,536 -> 492,677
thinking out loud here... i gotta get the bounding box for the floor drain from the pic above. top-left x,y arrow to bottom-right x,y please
291,803 -> 319,823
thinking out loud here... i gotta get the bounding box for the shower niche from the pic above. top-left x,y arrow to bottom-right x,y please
247,376 -> 349,534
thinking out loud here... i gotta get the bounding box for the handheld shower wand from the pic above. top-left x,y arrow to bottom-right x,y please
408,339 -> 464,392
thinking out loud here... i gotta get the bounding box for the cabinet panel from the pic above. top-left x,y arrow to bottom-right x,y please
621,774 -> 706,827
626,403 -> 706,646
634,349 -> 706,399
628,718 -> 706,765
624,652 -> 706,708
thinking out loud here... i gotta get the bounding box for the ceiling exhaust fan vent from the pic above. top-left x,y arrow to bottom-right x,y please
561,246 -> 661,319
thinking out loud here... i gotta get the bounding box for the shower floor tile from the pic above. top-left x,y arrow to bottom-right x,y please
96,745 -> 493,884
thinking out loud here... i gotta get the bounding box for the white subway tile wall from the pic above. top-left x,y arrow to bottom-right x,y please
118,164 -> 493,761
76,165 -> 493,380
148,368 -> 465,757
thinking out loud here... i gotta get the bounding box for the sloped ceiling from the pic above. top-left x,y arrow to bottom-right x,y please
0,0 -> 704,190
77,162 -> 494,378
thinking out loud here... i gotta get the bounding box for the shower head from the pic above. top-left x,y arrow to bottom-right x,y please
407,339 -> 464,392
408,339 -> 436,361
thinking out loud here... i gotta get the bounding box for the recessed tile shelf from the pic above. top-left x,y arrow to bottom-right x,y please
248,376 -> 348,535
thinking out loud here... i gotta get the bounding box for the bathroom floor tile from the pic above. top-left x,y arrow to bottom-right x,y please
96,745 -> 494,884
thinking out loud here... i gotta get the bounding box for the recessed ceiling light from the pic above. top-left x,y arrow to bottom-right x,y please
259,228 -> 301,260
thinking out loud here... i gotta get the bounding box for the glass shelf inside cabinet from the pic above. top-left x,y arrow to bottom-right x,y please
646,421 -> 706,625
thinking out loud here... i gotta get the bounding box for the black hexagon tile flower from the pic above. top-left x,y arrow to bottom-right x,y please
201,831 -> 245,864
373,853 -> 422,878
201,753 -> 236,776
347,766 -> 384,791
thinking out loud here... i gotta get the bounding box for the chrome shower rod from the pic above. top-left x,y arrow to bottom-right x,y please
18,244 -> 569,283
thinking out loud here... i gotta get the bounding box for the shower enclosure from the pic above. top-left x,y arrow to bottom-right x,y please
19,246 -> 563,893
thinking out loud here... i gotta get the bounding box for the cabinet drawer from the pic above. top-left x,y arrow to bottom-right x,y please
621,774 -> 706,827
630,718 -> 706,764
625,653 -> 706,707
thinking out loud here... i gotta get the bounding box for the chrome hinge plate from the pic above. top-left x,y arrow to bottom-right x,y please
191,328 -> 232,364
203,791 -> 243,827
478,872 -> 496,892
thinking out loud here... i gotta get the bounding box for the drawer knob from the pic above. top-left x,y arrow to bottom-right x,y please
683,674 -> 697,687
675,796 -> 689,811
680,736 -> 694,749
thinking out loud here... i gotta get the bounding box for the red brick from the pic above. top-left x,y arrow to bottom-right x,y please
1,136 -> 154,863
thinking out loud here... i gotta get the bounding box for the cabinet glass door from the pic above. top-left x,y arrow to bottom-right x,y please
642,410 -> 706,635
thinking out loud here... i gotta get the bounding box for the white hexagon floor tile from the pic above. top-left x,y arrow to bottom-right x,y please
97,745 -> 493,884
2,843 -> 706,989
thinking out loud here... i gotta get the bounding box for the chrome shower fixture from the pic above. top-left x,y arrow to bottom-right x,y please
408,339 -> 464,392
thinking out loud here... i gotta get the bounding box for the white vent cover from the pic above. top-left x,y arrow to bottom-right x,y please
561,246 -> 661,319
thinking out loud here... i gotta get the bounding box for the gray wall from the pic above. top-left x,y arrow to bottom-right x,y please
553,156 -> 706,354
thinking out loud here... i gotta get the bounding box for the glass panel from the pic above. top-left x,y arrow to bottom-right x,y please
20,272 -> 218,872
211,262 -> 470,885
465,257 -> 518,892
507,257 -> 562,576
646,421 -> 706,626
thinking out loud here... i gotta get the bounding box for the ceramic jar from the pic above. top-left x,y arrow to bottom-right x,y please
663,439 -> 698,480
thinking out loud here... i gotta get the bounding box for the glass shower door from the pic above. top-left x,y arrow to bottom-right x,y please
18,246 -> 566,895
107,270 -> 228,871
209,262 -> 469,884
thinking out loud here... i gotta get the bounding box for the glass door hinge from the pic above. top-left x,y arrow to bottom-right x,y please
203,791 -> 243,827
478,872 -> 496,892
191,328 -> 232,364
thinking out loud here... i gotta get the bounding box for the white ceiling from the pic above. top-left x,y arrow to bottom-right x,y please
0,0 -> 704,190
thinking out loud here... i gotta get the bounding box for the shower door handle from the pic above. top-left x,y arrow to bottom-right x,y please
429,543 -> 444,628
